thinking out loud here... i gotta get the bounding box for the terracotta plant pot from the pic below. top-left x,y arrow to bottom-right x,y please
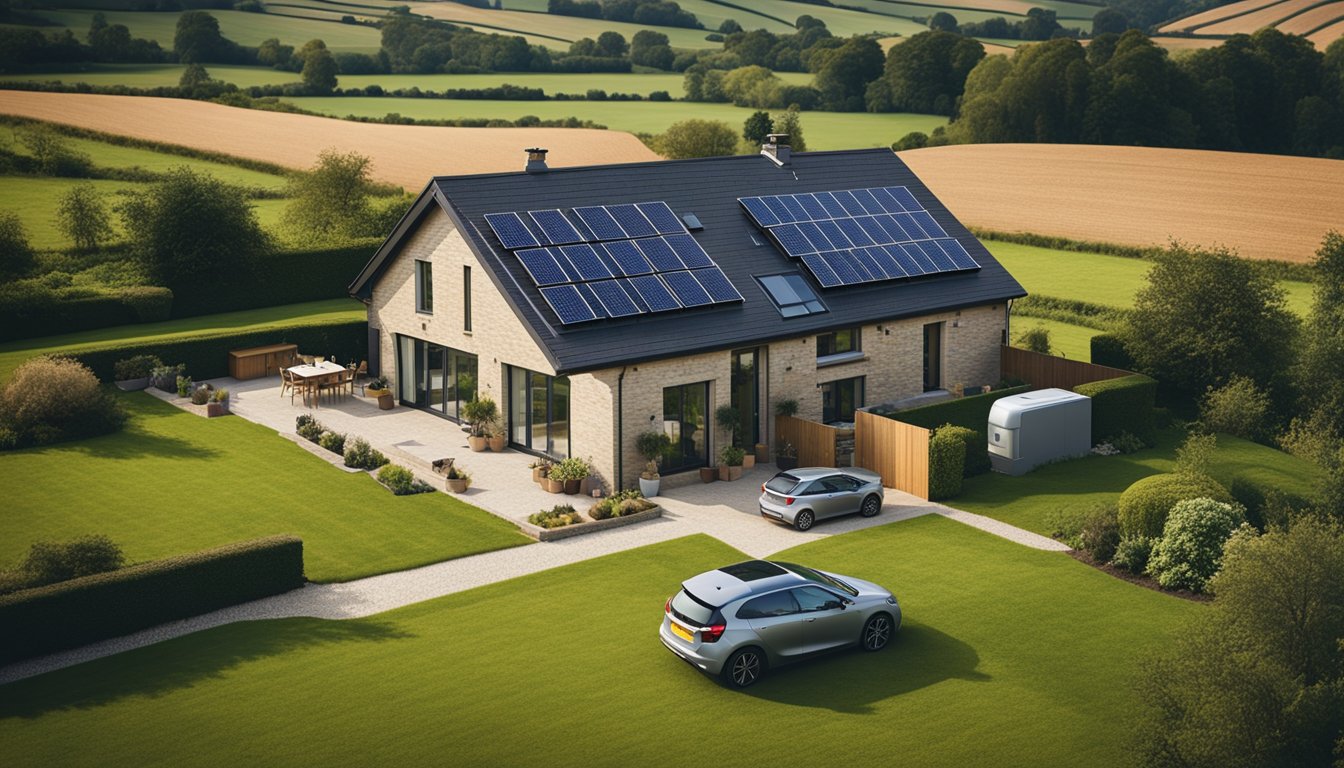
206,402 -> 228,418
742,454 -> 755,469
488,435 -> 507,451
468,435 -> 487,452
377,393 -> 395,410
545,478 -> 564,494
719,465 -> 743,481
563,479 -> 581,495
446,478 -> 468,493
532,467 -> 543,483
754,443 -> 769,464
699,467 -> 717,483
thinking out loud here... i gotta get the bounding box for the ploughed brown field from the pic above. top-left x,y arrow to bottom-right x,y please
0,91 -> 659,189
899,143 -> 1344,263
1159,0 -> 1344,47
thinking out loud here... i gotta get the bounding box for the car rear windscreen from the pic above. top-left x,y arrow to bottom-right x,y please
765,474 -> 800,494
671,590 -> 713,626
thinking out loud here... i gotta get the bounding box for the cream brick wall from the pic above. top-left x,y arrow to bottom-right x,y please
369,208 -> 1005,491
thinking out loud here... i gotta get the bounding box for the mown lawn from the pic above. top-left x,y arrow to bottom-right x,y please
0,518 -> 1198,766
284,96 -> 949,149
1008,316 -> 1100,361
23,9 -> 384,52
0,393 -> 530,582
0,298 -> 364,383
954,429 -> 1325,536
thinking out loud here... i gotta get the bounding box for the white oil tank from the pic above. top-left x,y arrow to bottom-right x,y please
987,388 -> 1092,476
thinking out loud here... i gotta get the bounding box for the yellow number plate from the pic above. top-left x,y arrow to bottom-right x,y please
670,622 -> 694,642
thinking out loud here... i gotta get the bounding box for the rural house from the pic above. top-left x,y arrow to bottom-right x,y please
348,138 -> 1027,489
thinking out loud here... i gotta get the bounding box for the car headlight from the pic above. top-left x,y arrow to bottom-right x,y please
885,596 -> 898,606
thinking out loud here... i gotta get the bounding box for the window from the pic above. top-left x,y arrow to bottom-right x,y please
736,590 -> 800,620
395,335 -> 477,420
822,475 -> 862,493
507,365 -> 570,459
757,273 -> 826,318
415,260 -> 433,314
816,328 -> 860,359
463,265 -> 472,332
663,382 -> 710,472
821,376 -> 864,423
792,586 -> 843,612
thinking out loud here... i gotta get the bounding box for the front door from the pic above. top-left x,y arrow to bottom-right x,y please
663,382 -> 709,472
730,348 -> 759,448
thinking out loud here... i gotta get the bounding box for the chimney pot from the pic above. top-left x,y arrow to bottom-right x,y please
761,134 -> 791,166
525,147 -> 549,173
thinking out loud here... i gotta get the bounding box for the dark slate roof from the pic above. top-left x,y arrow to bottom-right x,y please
350,148 -> 1026,376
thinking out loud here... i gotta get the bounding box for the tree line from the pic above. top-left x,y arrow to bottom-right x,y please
546,0 -> 701,30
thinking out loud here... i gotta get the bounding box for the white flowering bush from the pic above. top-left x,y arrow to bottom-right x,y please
1147,497 -> 1246,592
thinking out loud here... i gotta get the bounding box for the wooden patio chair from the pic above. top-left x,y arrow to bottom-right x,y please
279,368 -> 294,400
299,354 -> 316,365
318,372 -> 342,403
341,367 -> 357,396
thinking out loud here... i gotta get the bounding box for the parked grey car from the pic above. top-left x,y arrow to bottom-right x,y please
758,467 -> 885,531
660,560 -> 901,687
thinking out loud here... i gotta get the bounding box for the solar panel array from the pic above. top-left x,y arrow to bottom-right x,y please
737,186 -> 980,288
483,201 -> 743,326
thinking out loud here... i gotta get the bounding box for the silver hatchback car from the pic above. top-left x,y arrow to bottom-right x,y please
660,560 -> 901,687
759,467 -> 885,531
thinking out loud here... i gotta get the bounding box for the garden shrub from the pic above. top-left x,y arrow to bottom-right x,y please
1074,374 -> 1157,446
0,536 -> 304,664
928,426 -> 967,500
1147,498 -> 1246,592
1112,535 -> 1154,574
343,437 -> 388,470
112,354 -> 162,381
1090,333 -> 1134,370
150,362 -> 185,392
590,489 -> 654,520
296,415 -> 325,442
1117,472 -> 1233,538
317,430 -> 345,455
530,504 -> 583,528
1228,475 -> 1311,531
889,385 -> 1030,432
1199,376 -> 1271,442
938,424 -> 989,477
190,385 -> 211,405
1078,504 -> 1121,562
1,535 -> 125,595
0,356 -> 126,449
176,375 -> 193,397
376,464 -> 433,495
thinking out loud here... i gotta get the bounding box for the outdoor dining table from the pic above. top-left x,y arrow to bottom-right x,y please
288,361 -> 347,406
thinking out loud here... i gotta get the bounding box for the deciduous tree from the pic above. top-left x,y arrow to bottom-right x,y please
56,183 -> 113,251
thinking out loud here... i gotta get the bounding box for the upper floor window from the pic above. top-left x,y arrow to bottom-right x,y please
415,260 -> 433,314
816,328 -> 859,360
463,265 -> 472,332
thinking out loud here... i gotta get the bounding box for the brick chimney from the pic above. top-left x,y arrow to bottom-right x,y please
525,147 -> 549,174
761,134 -> 790,166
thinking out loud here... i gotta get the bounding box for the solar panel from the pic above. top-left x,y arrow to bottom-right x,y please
572,206 -> 626,241
831,190 -> 867,217
850,188 -> 886,216
780,195 -> 810,223
868,246 -> 907,278
877,214 -> 915,242
800,253 -> 844,288
691,267 -> 744,303
574,283 -> 608,319
627,274 -> 681,312
869,187 -> 904,214
837,249 -> 877,282
665,234 -> 714,269
887,244 -> 927,276
917,240 -> 957,272
911,210 -> 946,238
820,251 -> 867,285
601,240 -> 653,276
815,191 -> 848,219
515,248 -> 569,286
850,247 -> 889,280
771,224 -> 815,258
937,238 -> 980,270
636,202 -> 685,235
886,186 -> 921,212
740,197 -> 780,227
661,271 -> 713,307
635,237 -> 683,271
529,209 -> 583,245
484,212 -> 541,250
837,218 -> 875,248
586,279 -> 642,317
796,193 -> 829,221
560,243 -> 614,281
856,216 -> 893,246
540,284 -> 597,324
607,204 -> 657,239
762,196 -> 796,224
798,222 -> 836,253
816,220 -> 853,250
901,242 -> 938,272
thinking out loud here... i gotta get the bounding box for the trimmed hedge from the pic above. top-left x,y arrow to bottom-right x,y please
1228,474 -> 1312,530
1074,374 -> 1157,445
1090,333 -> 1134,370
1116,472 -> 1233,538
71,320 -> 368,382
887,385 -> 1032,432
0,536 -> 304,665
0,286 -> 174,343
929,427 -> 969,500
170,241 -> 378,319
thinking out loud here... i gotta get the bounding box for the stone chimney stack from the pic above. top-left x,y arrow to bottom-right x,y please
525,147 -> 549,174
761,133 -> 790,166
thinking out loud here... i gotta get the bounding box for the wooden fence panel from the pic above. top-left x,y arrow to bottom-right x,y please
776,415 -> 836,468
854,410 -> 930,500
1000,346 -> 1133,391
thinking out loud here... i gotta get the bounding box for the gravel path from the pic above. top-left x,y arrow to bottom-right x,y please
0,480 -> 1066,686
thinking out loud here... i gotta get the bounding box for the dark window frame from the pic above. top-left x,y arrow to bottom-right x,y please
816,328 -> 860,359
463,265 -> 472,332
415,259 -> 433,314
821,375 -> 864,423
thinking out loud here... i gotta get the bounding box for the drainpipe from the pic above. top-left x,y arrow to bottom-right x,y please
617,366 -> 627,490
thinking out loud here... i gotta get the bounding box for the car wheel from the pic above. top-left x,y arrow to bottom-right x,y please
793,510 -> 815,531
860,495 -> 881,518
861,613 -> 894,652
722,647 -> 766,688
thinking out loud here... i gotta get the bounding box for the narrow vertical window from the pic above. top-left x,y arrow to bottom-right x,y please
415,260 -> 433,314
463,265 -> 472,332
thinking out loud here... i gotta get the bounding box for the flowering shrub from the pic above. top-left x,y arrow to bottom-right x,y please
1147,497 -> 1246,592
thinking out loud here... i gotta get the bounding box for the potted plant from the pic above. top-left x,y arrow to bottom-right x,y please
635,430 -> 672,498
207,388 -> 230,417
151,363 -> 184,393
114,355 -> 161,391
176,375 -> 194,398
718,445 -> 745,481
715,403 -> 741,443
486,415 -> 507,452
552,456 -> 589,495
775,398 -> 799,418
461,396 -> 498,452
754,441 -> 770,465
775,439 -> 799,470
530,459 -> 551,484
698,465 -> 717,483
364,375 -> 395,410
444,464 -> 471,493
544,471 -> 564,494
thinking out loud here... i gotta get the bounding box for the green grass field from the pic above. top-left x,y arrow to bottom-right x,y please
0,393 -> 530,582
1009,316 -> 1099,361
0,63 -> 811,96
410,3 -> 727,48
0,518 -> 1199,766
0,298 -> 364,383
283,96 -> 948,147
24,8 -> 384,52
954,429 -> 1325,536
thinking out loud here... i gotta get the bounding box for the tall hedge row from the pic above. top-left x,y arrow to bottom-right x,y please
0,287 -> 174,343
886,385 -> 1032,431
1074,374 -> 1157,444
1090,333 -> 1134,370
170,241 -> 377,319
0,536 -> 305,665
928,427 -> 968,500
72,320 -> 368,381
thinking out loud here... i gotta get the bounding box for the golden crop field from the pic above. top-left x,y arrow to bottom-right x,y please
899,143 -> 1344,263
1158,0 -> 1281,32
1309,17 -> 1344,45
1277,1 -> 1344,35
1157,0 -> 1344,48
1197,0 -> 1323,34
0,91 -> 659,190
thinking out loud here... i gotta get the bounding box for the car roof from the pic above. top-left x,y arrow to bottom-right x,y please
778,467 -> 880,481
682,560 -> 809,607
